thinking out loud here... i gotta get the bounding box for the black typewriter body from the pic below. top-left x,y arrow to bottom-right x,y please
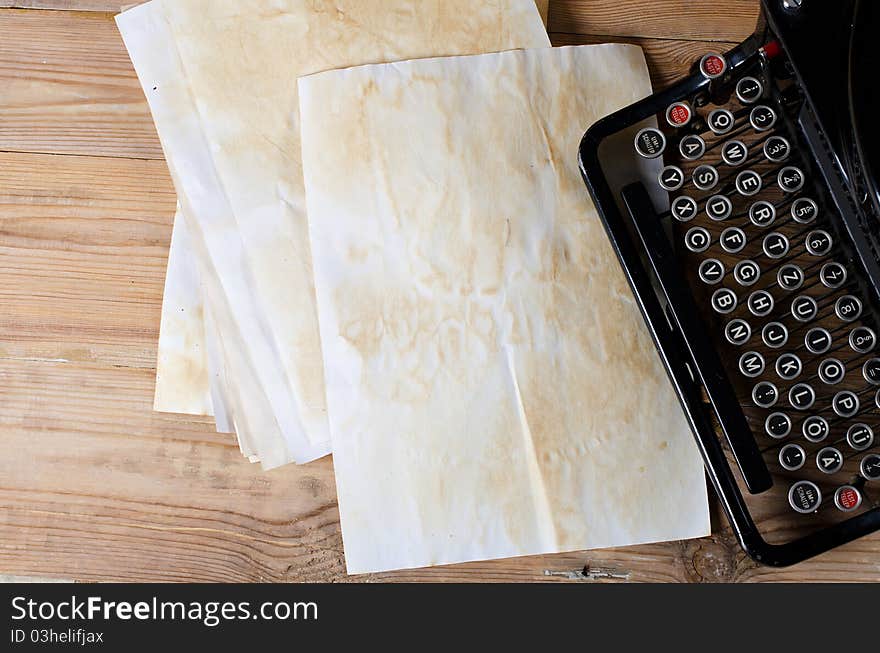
579,0 -> 880,566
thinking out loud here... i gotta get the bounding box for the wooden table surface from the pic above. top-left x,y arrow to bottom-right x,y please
1,0 -> 878,583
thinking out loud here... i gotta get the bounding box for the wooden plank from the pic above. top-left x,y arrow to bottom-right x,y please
0,151 -> 175,369
549,0 -> 759,42
0,9 -> 163,159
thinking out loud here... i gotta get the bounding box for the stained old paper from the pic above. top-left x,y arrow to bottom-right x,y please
300,45 -> 710,573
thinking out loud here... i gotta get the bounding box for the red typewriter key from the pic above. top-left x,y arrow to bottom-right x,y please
700,53 -> 727,79
666,102 -> 693,127
834,486 -> 863,512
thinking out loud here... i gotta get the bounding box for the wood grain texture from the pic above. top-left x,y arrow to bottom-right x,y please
1,0 -> 878,583
0,1 -> 121,9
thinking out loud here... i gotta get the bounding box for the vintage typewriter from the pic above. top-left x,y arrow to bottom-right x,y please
579,0 -> 880,566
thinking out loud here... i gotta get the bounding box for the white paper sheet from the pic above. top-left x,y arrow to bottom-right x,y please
300,45 -> 711,573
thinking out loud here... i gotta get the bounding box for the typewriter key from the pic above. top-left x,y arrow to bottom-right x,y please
862,358 -> 880,385
679,134 -> 706,160
659,165 -> 685,192
835,295 -> 862,322
706,195 -> 732,221
685,226 -> 711,253
805,328 -> 833,355
672,195 -> 699,222
736,76 -> 763,104
739,351 -> 765,378
752,381 -> 779,408
736,170 -> 763,196
791,197 -> 818,224
820,262 -> 847,289
817,447 -> 844,474
762,322 -> 788,349
698,258 -> 725,285
764,135 -> 791,162
766,412 -> 792,438
734,260 -> 760,286
666,102 -> 693,127
721,140 -> 748,166
707,109 -> 735,135
693,164 -> 719,191
777,353 -> 803,380
721,227 -> 747,254
779,444 -> 806,471
803,415 -> 830,443
789,383 -> 816,411
792,295 -> 818,322
876,389 -> 880,410
818,358 -> 845,385
749,200 -> 776,227
700,53 -> 727,79
860,454 -> 880,481
789,481 -> 821,514
778,166 -> 806,193
846,423 -> 874,452
712,287 -> 738,314
834,486 -> 863,512
849,326 -> 876,353
805,230 -> 833,256
832,391 -> 860,418
763,232 -> 790,259
777,264 -> 804,290
725,318 -> 752,346
748,290 -> 774,317
635,128 -> 666,158
750,105 -> 778,131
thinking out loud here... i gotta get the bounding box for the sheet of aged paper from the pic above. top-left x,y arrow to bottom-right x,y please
300,45 -> 711,573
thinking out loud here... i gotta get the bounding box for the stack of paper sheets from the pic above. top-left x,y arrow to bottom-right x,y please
118,0 -> 710,573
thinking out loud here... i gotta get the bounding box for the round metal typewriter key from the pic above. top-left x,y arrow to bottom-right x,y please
763,232 -> 790,259
835,295 -> 862,322
832,390 -> 860,418
762,322 -> 788,349
685,226 -> 711,253
698,258 -> 725,285
816,447 -> 844,474
818,358 -> 846,385
791,197 -> 818,224
805,230 -> 833,256
779,444 -> 806,471
834,486 -> 863,512
659,165 -> 685,192
712,287 -> 738,314
849,326 -> 876,353
699,53 -> 727,79
820,262 -> 847,289
763,135 -> 791,162
846,423 -> 874,452
666,102 -> 693,127
805,327 -> 833,355
706,194 -> 732,221
791,295 -> 818,323
862,358 -> 880,385
789,480 -> 821,513
777,264 -> 804,291
876,389 -> 880,410
861,454 -> 880,481
748,290 -> 774,317
802,415 -> 830,443
635,128 -> 667,159
739,351 -> 765,378
721,140 -> 749,166
749,200 -> 776,228
789,383 -> 816,411
735,170 -> 763,197
736,76 -> 764,104
766,412 -> 792,439
752,381 -> 779,408
734,260 -> 761,287
679,134 -> 706,161
720,227 -> 747,254
707,109 -> 735,135
672,195 -> 699,222
725,318 -> 752,346
750,105 -> 778,132
693,164 -> 719,191
776,353 -> 803,381
778,166 -> 806,193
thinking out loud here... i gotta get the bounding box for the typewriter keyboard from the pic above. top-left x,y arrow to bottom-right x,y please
634,48 -> 880,528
